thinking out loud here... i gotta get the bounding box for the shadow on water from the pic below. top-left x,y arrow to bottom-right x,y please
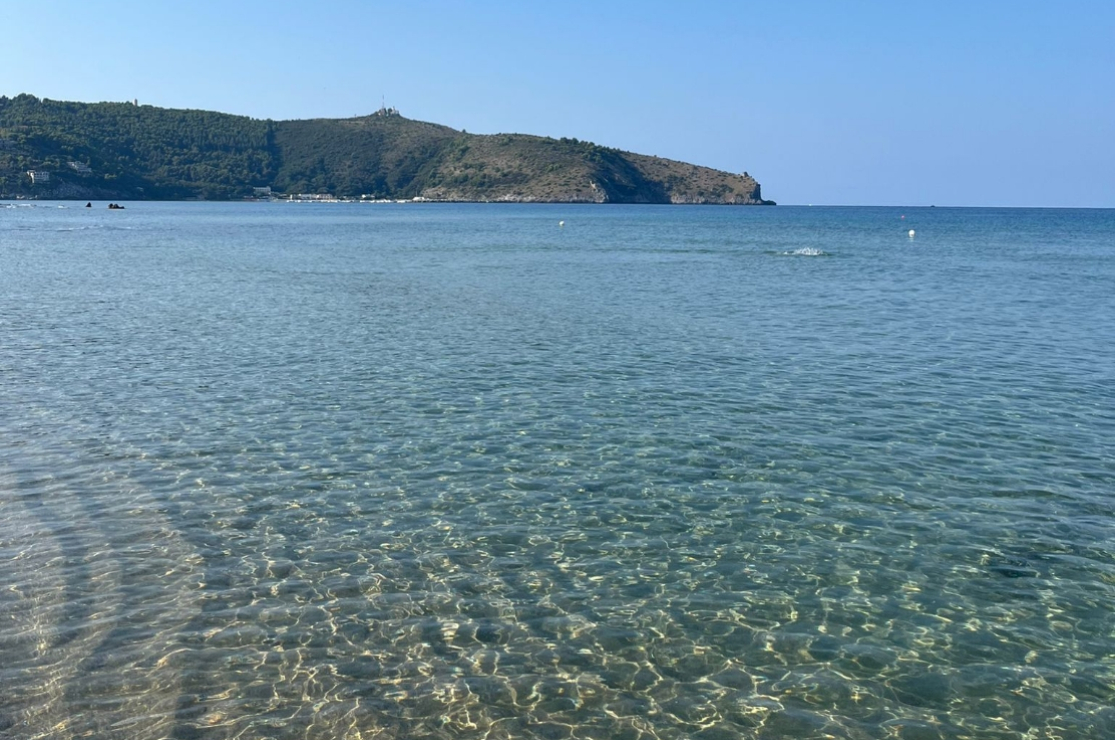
0,428 -> 200,740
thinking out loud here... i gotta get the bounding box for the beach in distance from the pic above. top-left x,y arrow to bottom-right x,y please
1,201 -> 1113,739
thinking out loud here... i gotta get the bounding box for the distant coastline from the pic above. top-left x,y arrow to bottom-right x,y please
0,94 -> 774,205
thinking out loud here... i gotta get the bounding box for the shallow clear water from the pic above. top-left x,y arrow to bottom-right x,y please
1,201 -> 1113,739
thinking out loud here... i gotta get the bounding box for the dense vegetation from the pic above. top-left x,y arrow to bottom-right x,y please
0,94 -> 773,204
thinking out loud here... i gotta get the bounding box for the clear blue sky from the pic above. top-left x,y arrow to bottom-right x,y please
3,1 -> 1112,206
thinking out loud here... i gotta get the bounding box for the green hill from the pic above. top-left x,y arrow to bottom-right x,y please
0,94 -> 773,204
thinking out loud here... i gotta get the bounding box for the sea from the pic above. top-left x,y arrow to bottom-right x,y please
1,201 -> 1112,740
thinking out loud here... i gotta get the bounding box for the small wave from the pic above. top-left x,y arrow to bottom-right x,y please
783,247 -> 827,257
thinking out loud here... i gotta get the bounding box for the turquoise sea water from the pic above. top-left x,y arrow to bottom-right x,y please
1,201 -> 1112,739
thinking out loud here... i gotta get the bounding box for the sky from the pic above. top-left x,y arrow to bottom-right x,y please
2,0 -> 1112,207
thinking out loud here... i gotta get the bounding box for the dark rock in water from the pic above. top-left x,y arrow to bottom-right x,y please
990,564 -> 1040,578
988,553 -> 1041,578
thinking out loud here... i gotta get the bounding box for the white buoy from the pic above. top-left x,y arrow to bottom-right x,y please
908,229 -> 916,238
559,220 -> 565,228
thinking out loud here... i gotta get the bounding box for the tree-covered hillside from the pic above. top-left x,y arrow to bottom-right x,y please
0,94 -> 275,199
0,95 -> 773,204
